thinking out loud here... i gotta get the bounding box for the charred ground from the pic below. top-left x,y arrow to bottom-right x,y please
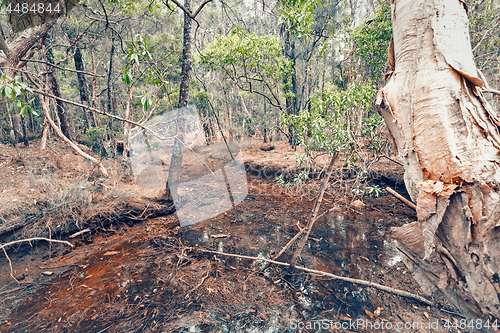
0,139 -> 469,332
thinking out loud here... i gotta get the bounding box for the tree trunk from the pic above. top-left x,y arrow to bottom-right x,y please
105,32 -> 116,158
73,47 -> 95,129
281,26 -> 298,146
167,0 -> 192,199
0,22 -> 55,145
377,0 -> 500,320
122,64 -> 134,161
47,70 -> 71,140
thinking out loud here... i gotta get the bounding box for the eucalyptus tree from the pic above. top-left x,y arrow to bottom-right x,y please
378,0 -> 500,319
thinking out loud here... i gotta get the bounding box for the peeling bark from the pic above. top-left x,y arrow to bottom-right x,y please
378,0 -> 500,320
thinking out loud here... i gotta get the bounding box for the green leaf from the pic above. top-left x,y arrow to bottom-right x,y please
28,106 -> 38,116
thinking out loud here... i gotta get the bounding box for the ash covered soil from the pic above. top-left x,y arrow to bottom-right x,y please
0,139 -> 468,332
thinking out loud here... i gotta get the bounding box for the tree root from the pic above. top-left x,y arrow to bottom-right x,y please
1,237 -> 74,282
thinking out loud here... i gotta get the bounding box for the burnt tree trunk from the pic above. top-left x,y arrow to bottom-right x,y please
377,0 -> 500,320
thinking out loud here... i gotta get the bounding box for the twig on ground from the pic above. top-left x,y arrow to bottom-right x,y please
385,187 -> 417,210
185,271 -> 210,299
273,222 -> 304,260
274,190 -> 339,260
0,287 -> 23,296
198,248 -> 433,306
439,307 -> 466,318
380,154 -> 403,166
0,238 -> 74,281
69,228 -> 91,238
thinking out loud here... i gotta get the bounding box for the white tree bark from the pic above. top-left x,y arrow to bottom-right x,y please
377,0 -> 500,319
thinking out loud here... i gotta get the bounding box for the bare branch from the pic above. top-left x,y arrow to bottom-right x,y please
1,237 -> 73,282
32,88 -> 147,129
21,59 -> 105,77
168,0 -> 213,19
198,248 -> 434,306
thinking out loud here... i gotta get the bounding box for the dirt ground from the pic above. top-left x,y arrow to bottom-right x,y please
0,138 -> 481,332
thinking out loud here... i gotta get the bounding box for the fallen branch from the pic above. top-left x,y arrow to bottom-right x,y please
199,248 -> 433,306
290,153 -> 337,268
33,88 -> 146,129
1,237 -> 74,281
40,94 -> 108,176
273,223 -> 304,260
380,154 -> 403,166
385,187 -> 417,210
273,206 -> 339,260
69,228 -> 91,239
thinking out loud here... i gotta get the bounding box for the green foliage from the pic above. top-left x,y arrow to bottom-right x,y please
192,90 -> 210,115
201,32 -> 294,108
352,184 -> 382,197
277,0 -> 322,39
281,82 -> 377,155
0,74 -> 37,117
83,126 -> 108,147
351,1 -> 392,84
468,0 -> 500,89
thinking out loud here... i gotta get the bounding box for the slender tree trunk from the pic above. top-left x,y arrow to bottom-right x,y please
105,32 -> 116,157
167,0 -> 192,199
7,111 -> 16,145
91,50 -> 99,126
47,70 -> 71,140
281,27 -> 298,145
378,0 -> 500,319
122,64 -> 134,161
73,46 -> 95,129
20,114 -> 28,146
40,117 -> 49,150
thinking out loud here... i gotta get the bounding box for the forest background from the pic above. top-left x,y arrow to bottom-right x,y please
0,0 -> 498,180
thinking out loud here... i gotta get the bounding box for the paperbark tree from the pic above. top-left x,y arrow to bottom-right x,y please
377,0 -> 500,319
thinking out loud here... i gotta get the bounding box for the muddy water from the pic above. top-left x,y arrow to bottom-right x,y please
179,194 -> 412,329
2,187 -> 418,332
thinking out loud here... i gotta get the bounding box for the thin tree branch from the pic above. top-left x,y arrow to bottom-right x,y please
32,88 -> 146,128
198,248 -> 434,306
290,153 -> 337,268
1,237 -> 73,282
21,59 -> 105,77
168,0 -> 213,19
472,16 -> 500,55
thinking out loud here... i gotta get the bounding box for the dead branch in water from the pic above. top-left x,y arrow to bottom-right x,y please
290,153 -> 337,268
385,187 -> 417,210
199,248 -> 433,306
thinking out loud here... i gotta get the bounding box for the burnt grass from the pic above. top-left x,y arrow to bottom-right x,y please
0,140 -> 468,332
